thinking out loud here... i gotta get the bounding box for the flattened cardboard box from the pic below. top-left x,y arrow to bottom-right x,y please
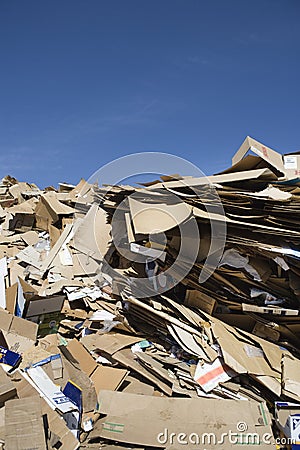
5,396 -> 47,450
89,332 -> 142,355
184,289 -> 216,315
113,348 -> 173,396
96,390 -> 274,449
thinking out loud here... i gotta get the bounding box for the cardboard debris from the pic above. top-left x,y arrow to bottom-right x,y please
4,397 -> 47,450
91,365 -> 129,398
66,338 -> 98,377
1,136 -> 300,447
94,390 -> 273,448
193,357 -> 236,392
13,370 -> 79,449
0,367 -> 16,405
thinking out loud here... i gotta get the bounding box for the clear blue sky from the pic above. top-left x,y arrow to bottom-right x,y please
1,0 -> 300,187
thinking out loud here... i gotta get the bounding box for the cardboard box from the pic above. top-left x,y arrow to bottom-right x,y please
95,390 -> 273,448
232,135 -> 300,180
22,294 -> 65,337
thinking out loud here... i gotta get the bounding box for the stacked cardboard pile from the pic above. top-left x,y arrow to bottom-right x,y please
1,136 -> 300,449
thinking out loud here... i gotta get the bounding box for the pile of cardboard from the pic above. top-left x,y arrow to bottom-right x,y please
1,136 -> 300,449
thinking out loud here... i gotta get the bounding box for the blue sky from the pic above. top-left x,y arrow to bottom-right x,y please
1,0 -> 300,187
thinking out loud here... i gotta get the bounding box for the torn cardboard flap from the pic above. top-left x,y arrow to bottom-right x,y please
84,332 -> 143,355
129,196 -> 192,234
91,365 -> 128,398
5,282 -> 18,315
0,257 -> 8,309
65,338 -> 98,377
0,308 -> 38,347
35,191 -> 74,230
72,203 -> 111,261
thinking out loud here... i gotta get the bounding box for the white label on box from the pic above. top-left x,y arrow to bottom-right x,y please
284,155 -> 297,169
244,344 -> 264,358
